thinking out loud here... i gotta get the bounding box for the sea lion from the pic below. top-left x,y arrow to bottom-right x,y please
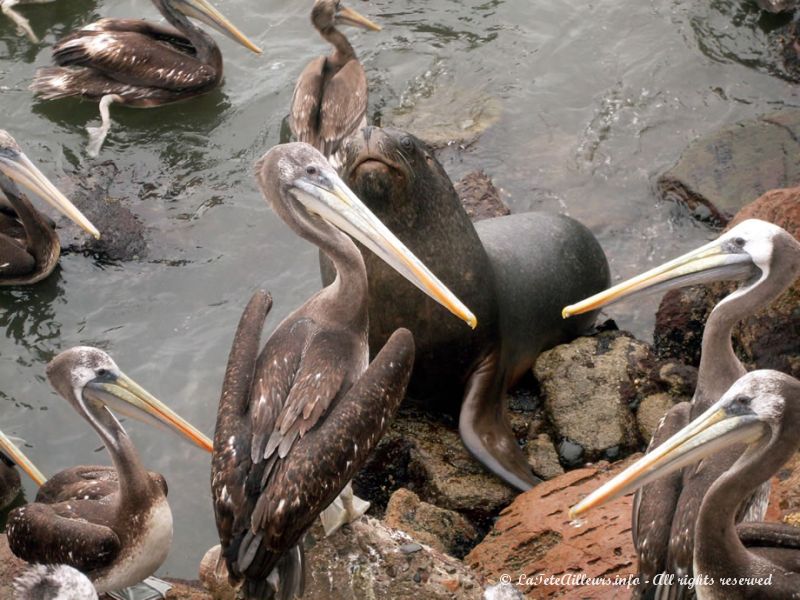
322,126 -> 610,490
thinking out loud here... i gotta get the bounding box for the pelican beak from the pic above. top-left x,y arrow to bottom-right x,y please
336,5 -> 381,31
294,168 -> 477,329
86,372 -> 213,452
0,149 -> 99,239
179,0 -> 262,54
562,237 -> 756,318
569,400 -> 764,519
0,429 -> 46,487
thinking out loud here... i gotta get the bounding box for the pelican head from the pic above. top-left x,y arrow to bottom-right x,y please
46,347 -> 212,452
0,130 -> 99,239
569,369 -> 799,519
255,142 -> 476,328
160,0 -> 262,53
562,219 -> 800,318
0,429 -> 46,487
312,0 -> 382,32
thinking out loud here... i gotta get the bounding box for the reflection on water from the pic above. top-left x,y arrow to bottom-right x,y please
0,0 -> 798,580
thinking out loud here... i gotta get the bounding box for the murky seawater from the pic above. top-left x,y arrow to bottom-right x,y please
0,0 -> 797,579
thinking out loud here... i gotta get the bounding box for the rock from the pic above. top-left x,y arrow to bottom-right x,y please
766,450 -> 800,526
657,110 -> 800,226
383,488 -> 479,558
353,407 -> 517,531
484,582 -> 525,599
782,22 -> 800,79
534,331 -> 658,458
636,393 -> 680,442
654,188 -> 800,380
526,434 -> 564,480
757,0 -> 799,12
454,171 -> 510,222
59,161 -> 148,261
200,519 -> 483,600
466,457 -> 640,599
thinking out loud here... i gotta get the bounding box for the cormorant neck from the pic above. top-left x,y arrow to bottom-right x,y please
157,1 -> 220,66
321,25 -> 355,66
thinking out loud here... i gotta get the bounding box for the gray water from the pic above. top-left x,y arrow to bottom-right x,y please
0,0 -> 797,580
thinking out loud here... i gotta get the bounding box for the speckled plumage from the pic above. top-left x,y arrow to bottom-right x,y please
13,564 -> 98,600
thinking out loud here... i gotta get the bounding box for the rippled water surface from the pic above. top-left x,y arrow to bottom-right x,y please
0,0 -> 798,579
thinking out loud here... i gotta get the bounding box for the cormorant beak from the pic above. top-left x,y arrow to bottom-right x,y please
86,372 -> 213,452
568,399 -> 765,519
178,0 -> 262,54
335,5 -> 382,31
562,237 -> 756,318
0,149 -> 100,239
294,167 -> 477,329
0,429 -> 47,486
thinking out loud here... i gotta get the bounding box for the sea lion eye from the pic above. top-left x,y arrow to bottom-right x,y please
400,137 -> 413,150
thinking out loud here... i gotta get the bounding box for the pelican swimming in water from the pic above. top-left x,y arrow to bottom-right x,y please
570,369 -> 800,599
6,346 -> 213,594
30,0 -> 262,156
211,143 -> 474,599
290,0 -> 380,166
1,0 -> 54,43
0,429 -> 46,510
563,219 -> 800,599
0,130 -> 99,285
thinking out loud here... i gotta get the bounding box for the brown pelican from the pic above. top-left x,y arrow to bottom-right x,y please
0,130 -> 99,285
290,0 -> 380,165
1,0 -> 54,43
0,429 -> 46,510
563,218 -> 800,599
6,346 -> 213,594
212,143 -> 474,599
570,369 -> 800,600
14,564 -> 98,600
30,0 -> 262,156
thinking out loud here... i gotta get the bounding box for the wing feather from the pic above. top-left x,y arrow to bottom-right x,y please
289,57 -> 327,149
318,60 -> 368,157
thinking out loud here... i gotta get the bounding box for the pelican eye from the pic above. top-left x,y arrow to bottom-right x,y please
730,394 -> 752,413
734,237 -> 746,248
306,165 -> 318,176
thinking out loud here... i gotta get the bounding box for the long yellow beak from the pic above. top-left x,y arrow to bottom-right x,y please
569,404 -> 764,519
0,150 -> 100,239
562,238 -> 755,319
0,429 -> 47,487
181,0 -> 262,54
90,373 -> 213,452
295,170 -> 477,329
336,5 -> 382,31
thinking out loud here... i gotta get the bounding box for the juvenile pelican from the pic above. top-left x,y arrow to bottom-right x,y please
290,0 -> 380,165
30,0 -> 262,156
212,143 -> 474,599
563,219 -> 800,598
570,370 -> 800,600
6,347 -> 213,594
0,130 -> 99,285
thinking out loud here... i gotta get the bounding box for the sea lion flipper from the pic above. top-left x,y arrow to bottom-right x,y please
458,351 -> 541,492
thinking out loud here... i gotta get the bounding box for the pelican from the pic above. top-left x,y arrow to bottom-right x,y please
563,219 -> 800,598
6,346 -> 213,594
211,143 -> 474,599
570,370 -> 800,600
30,0 -> 262,156
290,0 -> 380,166
1,0 -> 54,43
0,429 -> 46,510
0,130 -> 99,285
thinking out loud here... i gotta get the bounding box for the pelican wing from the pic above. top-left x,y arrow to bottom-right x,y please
237,329 -> 414,592
290,57 -> 327,148
36,465 -> 167,504
6,502 -> 121,572
318,59 -> 368,157
51,28 -> 215,91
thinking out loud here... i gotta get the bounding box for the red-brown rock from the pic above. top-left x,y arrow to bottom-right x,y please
466,456 -> 641,599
